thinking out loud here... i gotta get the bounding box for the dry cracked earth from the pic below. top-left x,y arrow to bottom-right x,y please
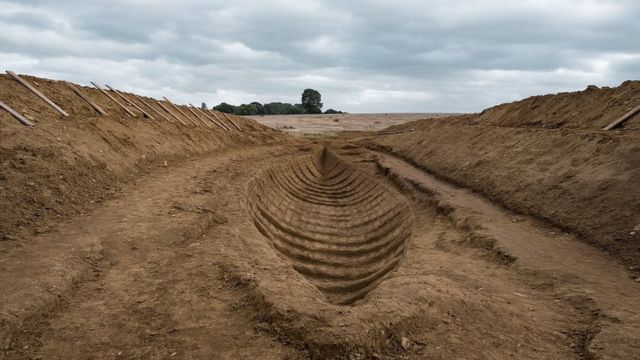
1,140 -> 639,359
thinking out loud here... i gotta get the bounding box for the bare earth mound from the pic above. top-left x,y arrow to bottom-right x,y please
474,81 -> 640,129
372,81 -> 640,267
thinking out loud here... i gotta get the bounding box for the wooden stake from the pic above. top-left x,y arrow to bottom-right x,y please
157,101 -> 187,125
186,104 -> 212,128
223,112 -> 243,131
0,99 -> 34,126
65,81 -> 107,115
603,103 -> 640,130
91,82 -> 137,117
163,97 -> 199,126
209,110 -> 232,130
133,94 -> 173,122
196,107 -> 226,130
105,85 -> 154,119
6,71 -> 69,117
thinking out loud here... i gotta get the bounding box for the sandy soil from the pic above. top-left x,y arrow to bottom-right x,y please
369,122 -> 640,268
247,113 -> 455,134
1,75 -> 639,359
472,81 -> 640,130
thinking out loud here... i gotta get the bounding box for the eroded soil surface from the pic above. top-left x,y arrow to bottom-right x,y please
2,139 -> 638,359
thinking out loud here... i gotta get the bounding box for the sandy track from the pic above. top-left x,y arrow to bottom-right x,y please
374,151 -> 640,359
1,139 -> 638,359
0,145 -> 305,359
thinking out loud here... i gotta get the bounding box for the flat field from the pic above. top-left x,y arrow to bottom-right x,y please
247,112 -> 456,133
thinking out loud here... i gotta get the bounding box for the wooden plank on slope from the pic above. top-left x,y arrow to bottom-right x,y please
157,101 -> 187,125
91,82 -> 137,117
162,97 -> 199,126
603,103 -> 640,130
6,71 -> 69,117
133,94 -> 173,122
223,112 -> 243,131
196,107 -> 226,130
0,99 -> 34,126
105,85 -> 154,119
186,104 -> 213,128
209,110 -> 232,130
65,81 -> 108,115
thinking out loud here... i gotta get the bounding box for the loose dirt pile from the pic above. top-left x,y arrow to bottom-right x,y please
391,80 -> 640,131
474,81 -> 640,129
369,82 -> 640,268
0,74 -> 279,252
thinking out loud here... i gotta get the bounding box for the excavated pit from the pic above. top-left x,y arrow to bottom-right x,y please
247,147 -> 414,304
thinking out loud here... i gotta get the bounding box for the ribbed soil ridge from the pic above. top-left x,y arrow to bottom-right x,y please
247,147 -> 414,304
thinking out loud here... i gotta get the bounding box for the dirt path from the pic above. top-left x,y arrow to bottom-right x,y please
2,140 -> 639,359
374,151 -> 640,359
0,145 -> 304,359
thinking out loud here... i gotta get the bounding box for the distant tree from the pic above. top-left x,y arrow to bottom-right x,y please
301,89 -> 323,114
250,102 -> 266,115
213,102 -> 236,114
292,103 -> 306,114
264,102 -> 288,115
234,104 -> 252,115
263,102 -> 305,115
201,102 -> 207,110
324,109 -> 343,114
212,94 -> 335,116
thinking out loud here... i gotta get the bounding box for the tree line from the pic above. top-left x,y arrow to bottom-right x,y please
210,89 -> 344,115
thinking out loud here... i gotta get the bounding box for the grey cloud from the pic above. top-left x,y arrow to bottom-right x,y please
0,0 -> 638,113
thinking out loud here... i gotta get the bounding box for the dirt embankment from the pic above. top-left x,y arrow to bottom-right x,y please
474,81 -> 640,130
0,74 -> 284,252
369,119 -> 640,267
390,80 -> 640,132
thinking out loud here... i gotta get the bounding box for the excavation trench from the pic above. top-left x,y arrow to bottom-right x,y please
247,147 -> 414,304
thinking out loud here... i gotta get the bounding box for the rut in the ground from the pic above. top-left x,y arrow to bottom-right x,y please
247,147 -> 414,304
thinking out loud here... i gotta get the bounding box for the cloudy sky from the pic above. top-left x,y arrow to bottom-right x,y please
1,0 -> 638,113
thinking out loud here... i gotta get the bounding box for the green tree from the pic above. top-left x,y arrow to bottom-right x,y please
292,103 -> 306,114
250,102 -> 266,115
264,102 -> 287,115
301,89 -> 323,114
213,102 -> 236,114
234,104 -> 253,115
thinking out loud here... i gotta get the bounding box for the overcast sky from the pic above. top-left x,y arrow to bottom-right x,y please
1,0 -> 638,113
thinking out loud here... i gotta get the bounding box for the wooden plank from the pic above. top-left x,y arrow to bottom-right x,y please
163,97 -> 199,126
377,129 -> 415,136
91,82 -> 137,117
65,81 -> 107,115
157,101 -> 187,125
196,107 -> 226,130
223,112 -> 243,131
603,103 -> 640,130
105,85 -> 154,119
174,102 -> 200,126
188,104 -> 216,128
133,94 -> 173,122
186,104 -> 212,128
0,99 -> 34,126
6,71 -> 69,117
209,110 -> 232,130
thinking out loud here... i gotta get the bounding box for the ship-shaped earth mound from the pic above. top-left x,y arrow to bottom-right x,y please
247,147 -> 414,304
